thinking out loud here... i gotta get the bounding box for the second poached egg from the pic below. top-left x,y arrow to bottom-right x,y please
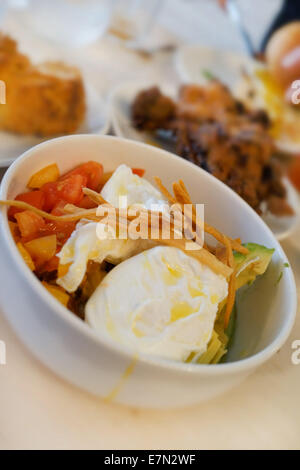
86,246 -> 228,362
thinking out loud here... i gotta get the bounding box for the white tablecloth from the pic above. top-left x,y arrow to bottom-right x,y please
1,0 -> 300,450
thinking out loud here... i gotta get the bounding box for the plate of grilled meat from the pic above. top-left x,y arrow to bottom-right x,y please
110,79 -> 299,240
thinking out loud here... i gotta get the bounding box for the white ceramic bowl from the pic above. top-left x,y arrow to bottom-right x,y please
0,135 -> 297,409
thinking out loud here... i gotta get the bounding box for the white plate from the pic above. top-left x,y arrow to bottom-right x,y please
0,80 -> 110,167
261,178 -> 300,241
111,80 -> 300,241
175,44 -> 258,89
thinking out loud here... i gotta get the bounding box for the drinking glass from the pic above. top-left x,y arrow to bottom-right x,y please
9,0 -> 116,47
109,0 -> 165,44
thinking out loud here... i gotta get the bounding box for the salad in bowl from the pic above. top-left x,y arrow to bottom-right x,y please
3,157 -> 275,366
0,135 -> 296,408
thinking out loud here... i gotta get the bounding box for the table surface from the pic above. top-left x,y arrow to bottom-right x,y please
1,0 -> 300,451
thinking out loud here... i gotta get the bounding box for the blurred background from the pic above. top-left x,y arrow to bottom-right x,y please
0,0 -> 300,186
0,0 -> 283,51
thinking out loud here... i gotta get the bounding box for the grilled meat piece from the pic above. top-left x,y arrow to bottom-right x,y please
132,86 -> 176,131
131,82 -> 292,216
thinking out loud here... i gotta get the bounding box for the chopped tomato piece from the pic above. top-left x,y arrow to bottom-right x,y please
78,195 -> 98,209
51,200 -> 69,215
42,255 -> 60,273
8,190 -> 45,219
132,168 -> 145,177
17,242 -> 35,271
40,182 -> 58,212
42,200 -> 76,243
24,235 -> 57,268
15,211 -> 46,239
27,163 -> 60,189
42,174 -> 87,211
62,161 -> 103,191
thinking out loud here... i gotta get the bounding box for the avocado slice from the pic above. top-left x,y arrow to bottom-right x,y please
214,243 -> 274,361
234,243 -> 275,290
217,243 -> 274,315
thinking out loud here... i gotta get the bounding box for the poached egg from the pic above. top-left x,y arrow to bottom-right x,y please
101,164 -> 167,212
86,246 -> 228,362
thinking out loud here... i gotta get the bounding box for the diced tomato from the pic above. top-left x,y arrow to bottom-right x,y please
78,195 -> 98,209
8,190 -> 45,219
41,174 -> 87,211
17,242 -> 35,271
51,201 -> 76,235
24,235 -> 57,269
61,161 -> 103,191
132,168 -> 145,178
40,182 -> 58,212
289,157 -> 300,192
41,200 -> 76,244
42,255 -> 60,273
15,211 -> 46,239
27,163 -> 60,189
51,200 -> 70,215
56,174 -> 88,205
